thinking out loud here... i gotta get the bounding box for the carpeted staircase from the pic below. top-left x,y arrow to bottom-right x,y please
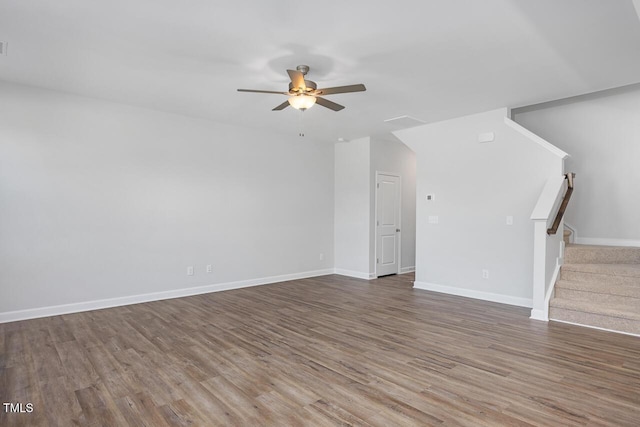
549,244 -> 640,335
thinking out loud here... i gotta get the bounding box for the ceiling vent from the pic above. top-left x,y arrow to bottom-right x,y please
0,42 -> 7,56
383,115 -> 426,129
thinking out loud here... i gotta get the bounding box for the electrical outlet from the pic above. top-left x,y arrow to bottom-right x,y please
506,216 -> 514,225
482,269 -> 489,279
206,264 -> 212,273
428,215 -> 439,224
319,253 -> 324,261
187,266 -> 194,276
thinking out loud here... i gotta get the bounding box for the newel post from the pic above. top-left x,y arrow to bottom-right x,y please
531,220 -> 550,320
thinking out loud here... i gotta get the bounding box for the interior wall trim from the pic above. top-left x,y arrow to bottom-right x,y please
334,269 -> 376,280
413,281 -> 533,308
0,269 -> 335,324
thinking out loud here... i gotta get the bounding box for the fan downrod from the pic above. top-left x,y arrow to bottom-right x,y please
296,65 -> 310,76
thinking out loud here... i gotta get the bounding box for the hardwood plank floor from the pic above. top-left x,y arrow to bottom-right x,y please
1,273 -> 639,426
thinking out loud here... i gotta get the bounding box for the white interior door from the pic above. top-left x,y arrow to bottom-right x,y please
376,173 -> 400,277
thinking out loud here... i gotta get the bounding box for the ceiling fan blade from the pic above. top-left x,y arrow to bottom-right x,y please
272,100 -> 290,111
315,97 -> 345,111
316,84 -> 366,96
237,89 -> 288,95
287,69 -> 306,91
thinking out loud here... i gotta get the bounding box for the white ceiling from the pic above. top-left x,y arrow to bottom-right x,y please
1,0 -> 640,142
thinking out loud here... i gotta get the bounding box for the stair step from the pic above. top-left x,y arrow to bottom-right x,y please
554,284 -> 640,307
564,244 -> 640,264
550,244 -> 640,335
550,308 -> 640,335
549,300 -> 640,335
550,298 -> 640,319
560,263 -> 640,286
555,276 -> 640,297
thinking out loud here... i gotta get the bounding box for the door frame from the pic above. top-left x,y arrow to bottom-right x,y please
374,171 -> 402,277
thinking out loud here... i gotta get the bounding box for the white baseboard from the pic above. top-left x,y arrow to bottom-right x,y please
413,281 -> 533,308
530,309 -> 548,321
334,269 -> 375,280
0,269 -> 335,324
334,268 -> 413,279
575,237 -> 640,247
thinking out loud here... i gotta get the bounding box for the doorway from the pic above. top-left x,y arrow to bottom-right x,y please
375,172 -> 401,277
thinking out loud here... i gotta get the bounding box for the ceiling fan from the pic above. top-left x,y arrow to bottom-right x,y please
237,65 -> 366,112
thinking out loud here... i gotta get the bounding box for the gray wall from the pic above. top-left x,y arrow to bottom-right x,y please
334,137 -> 372,278
0,81 -> 335,315
514,86 -> 640,245
396,108 -> 563,306
370,137 -> 416,273
334,136 -> 417,278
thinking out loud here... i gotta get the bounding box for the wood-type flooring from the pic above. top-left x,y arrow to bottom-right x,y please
1,273 -> 639,426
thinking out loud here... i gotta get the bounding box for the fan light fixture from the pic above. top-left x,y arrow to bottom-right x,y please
288,94 -> 316,110
238,65 -> 366,112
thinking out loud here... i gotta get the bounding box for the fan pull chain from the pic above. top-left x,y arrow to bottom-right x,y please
298,109 -> 305,137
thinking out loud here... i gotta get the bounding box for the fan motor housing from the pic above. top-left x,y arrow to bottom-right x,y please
289,80 -> 317,94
